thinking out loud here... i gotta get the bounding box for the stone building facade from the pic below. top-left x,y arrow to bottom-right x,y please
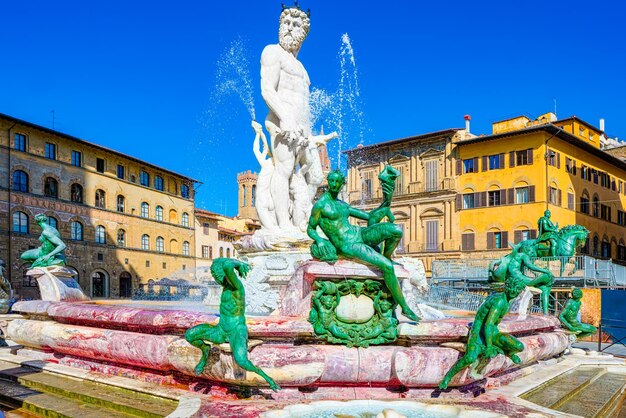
344,128 -> 468,272
194,208 -> 259,270
0,113 -> 198,299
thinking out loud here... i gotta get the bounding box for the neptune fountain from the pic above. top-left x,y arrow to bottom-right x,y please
1,4 -> 622,418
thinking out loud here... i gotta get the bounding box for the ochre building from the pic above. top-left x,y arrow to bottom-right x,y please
345,113 -> 626,273
0,113 -> 198,299
456,113 -> 626,261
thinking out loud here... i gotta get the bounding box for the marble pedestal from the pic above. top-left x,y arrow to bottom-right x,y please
27,266 -> 89,302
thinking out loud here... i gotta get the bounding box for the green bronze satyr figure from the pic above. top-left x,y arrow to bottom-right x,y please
438,277 -> 526,390
20,214 -> 67,268
559,288 -> 597,338
490,242 -> 554,315
184,258 -> 280,391
307,169 -> 420,322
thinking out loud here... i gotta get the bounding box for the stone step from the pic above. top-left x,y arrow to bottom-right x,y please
557,372 -> 626,418
0,360 -> 177,417
521,366 -> 604,408
1,377 -> 128,418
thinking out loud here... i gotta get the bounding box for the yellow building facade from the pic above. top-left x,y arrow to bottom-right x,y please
1,113 -> 198,299
456,113 -> 626,261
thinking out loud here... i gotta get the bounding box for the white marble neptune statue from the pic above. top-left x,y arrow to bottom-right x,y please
242,5 -> 337,251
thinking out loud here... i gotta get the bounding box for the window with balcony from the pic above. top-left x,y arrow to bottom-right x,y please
425,220 -> 439,251
425,160 -> 439,191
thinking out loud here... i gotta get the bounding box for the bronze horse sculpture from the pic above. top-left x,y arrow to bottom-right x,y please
517,225 -> 589,277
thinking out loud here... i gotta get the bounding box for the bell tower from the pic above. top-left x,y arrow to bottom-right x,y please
237,171 -> 259,221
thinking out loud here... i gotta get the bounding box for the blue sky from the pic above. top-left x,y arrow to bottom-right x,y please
2,1 -> 625,216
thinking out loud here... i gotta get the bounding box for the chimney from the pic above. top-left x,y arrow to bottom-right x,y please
464,115 -> 471,134
600,118 -> 605,132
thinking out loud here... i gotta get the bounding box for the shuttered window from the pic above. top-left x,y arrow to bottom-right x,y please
425,220 -> 439,251
425,160 -> 438,191
461,233 -> 475,251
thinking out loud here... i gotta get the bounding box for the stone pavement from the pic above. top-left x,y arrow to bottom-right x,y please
573,341 -> 626,357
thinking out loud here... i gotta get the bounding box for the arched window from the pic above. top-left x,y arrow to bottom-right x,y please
117,229 -> 126,247
117,195 -> 125,212
141,202 -> 149,218
95,189 -> 106,208
12,211 -> 28,233
602,239 -> 611,258
156,236 -> 164,252
219,247 -> 224,258
91,271 -> 109,298
71,183 -> 83,203
95,225 -> 106,244
155,206 -> 163,221
593,235 -> 600,257
226,248 -> 231,258
13,170 -> 28,192
71,221 -> 83,241
142,234 -> 150,250
593,195 -> 600,217
44,177 -> 58,198
183,241 -> 190,256
243,186 -> 247,206
182,212 -> 189,227
47,216 -> 58,230
252,185 -> 256,206
181,184 -> 190,199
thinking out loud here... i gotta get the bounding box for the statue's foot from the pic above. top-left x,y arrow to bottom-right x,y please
269,381 -> 281,392
401,308 -> 421,323
194,362 -> 207,376
510,354 -> 522,364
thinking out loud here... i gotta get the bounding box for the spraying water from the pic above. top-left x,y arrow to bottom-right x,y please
214,37 -> 256,119
309,33 -> 366,170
